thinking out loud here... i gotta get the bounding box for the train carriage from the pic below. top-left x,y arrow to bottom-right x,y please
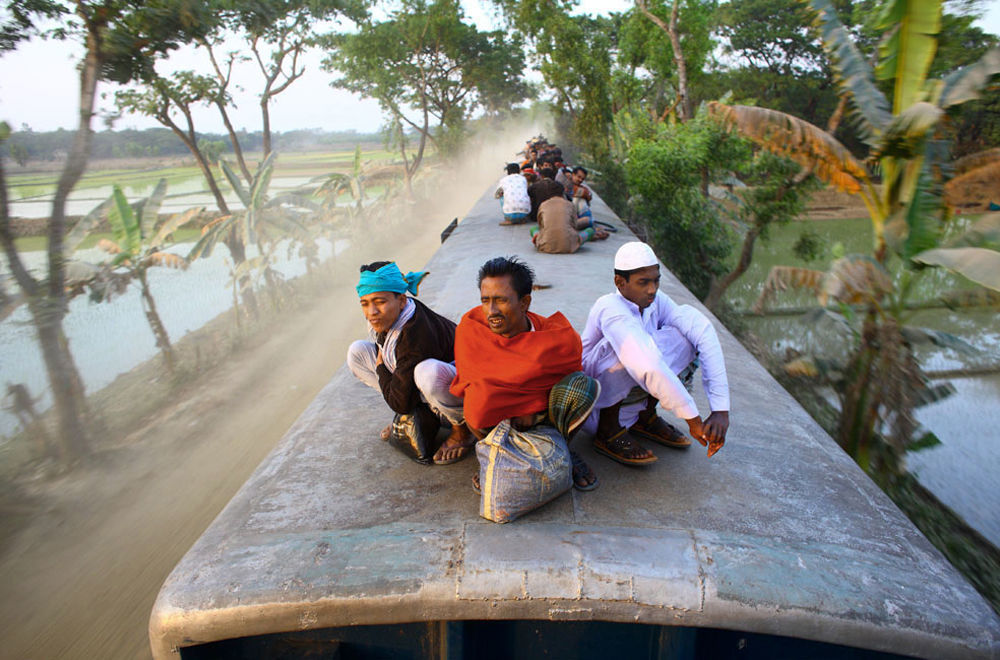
149,186 -> 1000,659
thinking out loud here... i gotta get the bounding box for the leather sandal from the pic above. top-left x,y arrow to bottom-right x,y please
593,428 -> 657,466
630,416 -> 691,448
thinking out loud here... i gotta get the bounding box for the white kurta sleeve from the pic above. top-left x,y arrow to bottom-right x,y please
600,312 -> 700,420
671,304 -> 730,412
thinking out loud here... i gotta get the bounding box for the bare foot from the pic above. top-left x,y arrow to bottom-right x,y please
433,424 -> 475,465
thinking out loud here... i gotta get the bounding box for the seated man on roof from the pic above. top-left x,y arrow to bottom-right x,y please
530,193 -> 608,254
567,166 -> 594,221
527,165 -> 565,224
581,242 -> 730,465
495,162 -> 531,226
347,261 -> 474,465
450,256 -> 600,490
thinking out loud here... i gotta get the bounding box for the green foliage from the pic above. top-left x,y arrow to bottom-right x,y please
198,139 -> 226,164
492,1 -> 617,159
324,0 -> 528,159
737,151 -> 817,239
793,228 -> 826,262
624,116 -> 745,297
720,0 -> 825,76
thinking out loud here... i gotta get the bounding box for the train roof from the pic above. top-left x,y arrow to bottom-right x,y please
150,188 -> 1000,659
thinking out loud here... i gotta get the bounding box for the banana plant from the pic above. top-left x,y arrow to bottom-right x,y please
68,178 -> 203,372
308,145 -> 408,232
707,0 -> 1000,475
188,152 -> 318,311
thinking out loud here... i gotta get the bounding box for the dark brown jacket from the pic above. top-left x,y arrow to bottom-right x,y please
375,298 -> 456,414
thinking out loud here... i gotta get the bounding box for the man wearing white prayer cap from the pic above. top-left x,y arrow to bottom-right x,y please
580,241 -> 731,464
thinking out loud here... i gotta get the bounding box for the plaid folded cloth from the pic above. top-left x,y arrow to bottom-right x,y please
547,371 -> 600,438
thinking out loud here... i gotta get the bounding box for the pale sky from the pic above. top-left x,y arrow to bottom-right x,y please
0,0 -> 996,135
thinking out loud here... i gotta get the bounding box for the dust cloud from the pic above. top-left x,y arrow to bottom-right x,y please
0,117 -> 547,659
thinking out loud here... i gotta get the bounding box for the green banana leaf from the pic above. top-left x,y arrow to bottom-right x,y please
138,178 -> 168,240
875,0 -> 940,112
65,196 -> 113,254
809,0 -> 892,146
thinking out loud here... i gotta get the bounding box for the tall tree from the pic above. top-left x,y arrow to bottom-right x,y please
491,0 -> 617,160
0,0 -> 211,462
634,0 -> 716,122
324,0 -> 528,185
116,73 -> 233,215
221,0 -> 369,159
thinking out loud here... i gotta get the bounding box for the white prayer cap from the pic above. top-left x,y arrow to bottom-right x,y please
614,241 -> 658,270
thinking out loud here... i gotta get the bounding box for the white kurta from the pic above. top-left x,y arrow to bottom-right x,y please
581,290 -> 730,425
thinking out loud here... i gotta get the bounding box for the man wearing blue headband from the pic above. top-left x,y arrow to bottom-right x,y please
348,261 -> 473,465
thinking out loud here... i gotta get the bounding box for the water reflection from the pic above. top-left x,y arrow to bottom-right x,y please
1,238 -> 340,440
8,175 -> 320,219
733,217 -> 1000,546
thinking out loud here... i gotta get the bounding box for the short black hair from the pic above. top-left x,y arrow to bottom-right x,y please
505,162 -> 521,175
360,261 -> 392,273
572,166 -> 588,176
478,256 -> 535,299
539,165 -> 556,180
614,268 -> 639,282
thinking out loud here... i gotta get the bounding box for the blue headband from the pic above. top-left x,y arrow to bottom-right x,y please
356,263 -> 427,298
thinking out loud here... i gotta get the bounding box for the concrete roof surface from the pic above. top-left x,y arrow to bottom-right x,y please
150,189 -> 1000,659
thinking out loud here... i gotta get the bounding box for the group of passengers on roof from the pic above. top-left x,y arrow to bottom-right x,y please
495,136 -> 611,253
347,137 -> 730,496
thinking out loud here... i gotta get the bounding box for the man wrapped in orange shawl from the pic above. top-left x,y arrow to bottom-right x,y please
449,256 -> 600,492
451,305 -> 582,429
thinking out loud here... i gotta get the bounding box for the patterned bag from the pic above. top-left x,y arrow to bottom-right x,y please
386,403 -> 441,464
477,418 -> 572,524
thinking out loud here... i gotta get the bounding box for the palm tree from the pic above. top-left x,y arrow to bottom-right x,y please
708,0 -> 1000,475
68,179 -> 203,372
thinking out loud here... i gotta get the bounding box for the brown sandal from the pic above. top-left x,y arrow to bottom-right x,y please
630,416 -> 691,448
593,428 -> 657,466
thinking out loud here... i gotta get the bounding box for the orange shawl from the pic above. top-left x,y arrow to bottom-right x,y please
450,306 -> 582,429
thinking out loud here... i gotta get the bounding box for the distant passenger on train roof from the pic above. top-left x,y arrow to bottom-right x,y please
526,166 -> 565,224
530,194 -> 608,254
495,162 -> 531,226
567,166 -> 594,221
581,242 -> 731,465
347,261 -> 474,465
450,256 -> 600,491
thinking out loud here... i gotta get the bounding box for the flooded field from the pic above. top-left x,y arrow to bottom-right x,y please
727,216 -> 1000,546
4,148 -> 393,218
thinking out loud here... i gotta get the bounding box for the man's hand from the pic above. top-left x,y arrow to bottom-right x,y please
703,411 -> 729,457
685,416 -> 706,446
